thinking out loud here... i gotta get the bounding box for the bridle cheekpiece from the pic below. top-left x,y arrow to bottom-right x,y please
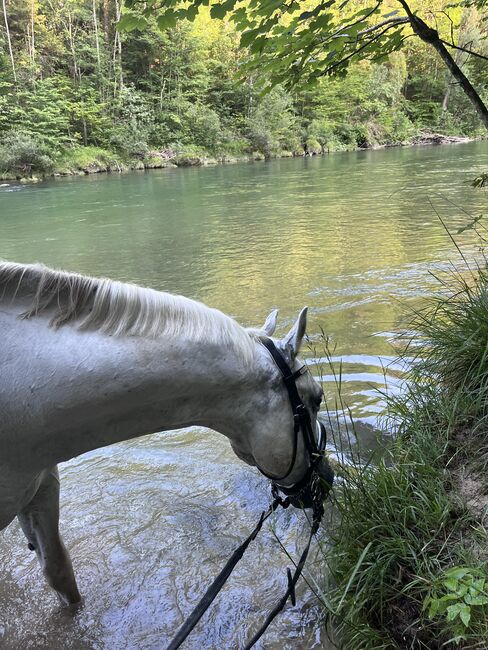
258,336 -> 329,506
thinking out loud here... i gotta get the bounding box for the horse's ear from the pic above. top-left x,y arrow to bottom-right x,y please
262,309 -> 278,336
282,307 -> 308,359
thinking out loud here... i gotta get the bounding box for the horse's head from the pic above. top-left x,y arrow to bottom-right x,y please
228,308 -> 334,509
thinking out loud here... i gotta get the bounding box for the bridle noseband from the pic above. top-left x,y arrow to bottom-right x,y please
258,336 -> 327,497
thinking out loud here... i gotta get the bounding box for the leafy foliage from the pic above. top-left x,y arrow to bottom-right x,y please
123,1 -> 487,95
0,0 -> 486,177
425,567 -> 488,641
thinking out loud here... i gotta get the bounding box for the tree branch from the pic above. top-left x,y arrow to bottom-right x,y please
439,39 -> 488,63
317,1 -> 382,47
357,16 -> 409,37
322,23 -> 402,76
394,0 -> 488,128
396,0 -> 415,18
338,17 -> 408,48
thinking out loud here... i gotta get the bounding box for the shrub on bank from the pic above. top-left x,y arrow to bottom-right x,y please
322,260 -> 488,649
0,132 -> 55,178
56,146 -> 125,174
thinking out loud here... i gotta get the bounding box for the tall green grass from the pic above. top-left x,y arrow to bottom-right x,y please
317,262 -> 488,649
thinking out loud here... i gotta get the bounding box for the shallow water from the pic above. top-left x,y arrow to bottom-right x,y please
0,142 -> 487,649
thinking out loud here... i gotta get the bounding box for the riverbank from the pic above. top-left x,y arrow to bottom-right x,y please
324,259 -> 488,648
0,133 -> 478,183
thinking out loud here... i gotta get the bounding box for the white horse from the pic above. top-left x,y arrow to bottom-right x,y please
0,261 -> 332,607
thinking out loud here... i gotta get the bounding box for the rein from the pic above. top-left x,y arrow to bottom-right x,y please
166,489 -> 324,650
165,337 -> 328,650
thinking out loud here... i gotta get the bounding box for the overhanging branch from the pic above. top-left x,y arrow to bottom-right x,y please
440,39 -> 488,63
357,16 -> 409,37
321,22 -> 402,75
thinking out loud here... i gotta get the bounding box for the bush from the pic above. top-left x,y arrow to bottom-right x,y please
305,137 -> 322,154
307,119 -> 335,151
0,131 -> 54,177
246,87 -> 299,158
110,128 -> 149,159
110,84 -> 154,155
182,103 -> 223,151
334,123 -> 362,148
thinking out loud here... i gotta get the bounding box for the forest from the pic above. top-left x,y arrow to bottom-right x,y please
0,0 -> 486,178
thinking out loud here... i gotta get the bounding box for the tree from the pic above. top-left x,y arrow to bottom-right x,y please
1,0 -> 16,82
120,0 -> 488,129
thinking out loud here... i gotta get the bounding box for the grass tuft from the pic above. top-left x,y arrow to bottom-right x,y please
317,260 -> 488,649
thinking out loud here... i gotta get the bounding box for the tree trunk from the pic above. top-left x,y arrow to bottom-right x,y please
92,0 -> 101,78
397,0 -> 488,130
113,0 -> 123,92
67,11 -> 79,82
31,0 -> 35,64
102,0 -> 109,41
417,22 -> 488,128
2,0 -> 17,82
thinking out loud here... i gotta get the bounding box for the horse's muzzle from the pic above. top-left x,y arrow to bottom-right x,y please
286,456 -> 335,510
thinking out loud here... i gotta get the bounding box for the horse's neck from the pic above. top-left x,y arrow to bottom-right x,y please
2,312 -> 256,471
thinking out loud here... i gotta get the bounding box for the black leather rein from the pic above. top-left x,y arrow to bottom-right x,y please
165,336 -> 328,650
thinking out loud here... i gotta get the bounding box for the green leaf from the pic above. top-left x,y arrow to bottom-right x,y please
465,594 -> 488,606
240,28 -> 261,48
459,604 -> 471,628
446,603 -> 462,621
427,599 -> 439,618
156,9 -> 177,29
210,4 -> 229,19
439,593 -> 460,603
456,215 -> 483,234
337,542 -> 373,611
249,35 -> 268,52
310,13 -> 334,30
186,5 -> 199,21
444,567 -> 472,580
442,577 -> 459,592
117,13 -> 148,31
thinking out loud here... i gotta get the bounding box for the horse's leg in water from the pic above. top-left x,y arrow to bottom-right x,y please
17,466 -> 81,606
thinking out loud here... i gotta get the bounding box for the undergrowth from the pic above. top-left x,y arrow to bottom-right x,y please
317,257 -> 488,648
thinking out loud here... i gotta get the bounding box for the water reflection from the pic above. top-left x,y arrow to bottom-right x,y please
0,142 -> 487,649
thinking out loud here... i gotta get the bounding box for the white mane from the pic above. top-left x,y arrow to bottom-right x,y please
0,261 -> 256,359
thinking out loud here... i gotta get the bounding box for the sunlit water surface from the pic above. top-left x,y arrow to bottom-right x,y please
0,142 -> 487,649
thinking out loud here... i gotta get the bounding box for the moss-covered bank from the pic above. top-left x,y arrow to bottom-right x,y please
322,261 -> 488,648
0,134 -> 476,183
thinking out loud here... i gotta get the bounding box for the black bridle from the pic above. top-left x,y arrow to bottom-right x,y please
258,336 -> 327,497
165,335 -> 330,650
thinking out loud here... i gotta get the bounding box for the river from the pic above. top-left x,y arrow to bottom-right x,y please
0,141 -> 487,649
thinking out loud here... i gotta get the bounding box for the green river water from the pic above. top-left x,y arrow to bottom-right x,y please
0,141 -> 487,649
